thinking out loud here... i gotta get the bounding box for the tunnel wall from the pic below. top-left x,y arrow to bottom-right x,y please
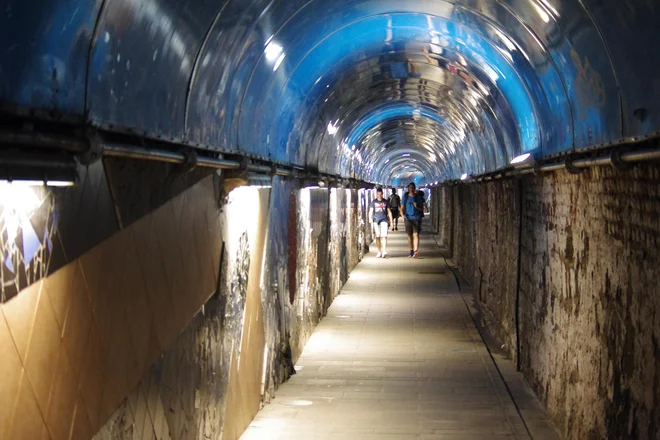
431,186 -> 452,251
434,164 -> 660,439
0,160 -> 369,439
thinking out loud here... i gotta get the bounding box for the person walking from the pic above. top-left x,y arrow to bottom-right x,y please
400,182 -> 425,258
388,188 -> 401,231
370,187 -> 393,258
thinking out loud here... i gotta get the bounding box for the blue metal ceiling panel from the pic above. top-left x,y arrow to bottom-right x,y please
86,0 -> 218,140
1,0 -> 658,184
185,0 -> 272,153
581,0 -> 660,140
0,0 -> 104,117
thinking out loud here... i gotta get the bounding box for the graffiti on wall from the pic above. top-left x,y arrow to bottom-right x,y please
91,180 -> 373,440
226,231 -> 250,363
261,177 -> 295,396
0,183 -> 58,302
287,191 -> 297,305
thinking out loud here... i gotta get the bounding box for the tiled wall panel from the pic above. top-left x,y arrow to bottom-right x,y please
0,175 -> 221,440
1,170 -> 371,440
0,161 -> 118,303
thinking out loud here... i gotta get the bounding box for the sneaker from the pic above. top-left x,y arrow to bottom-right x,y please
395,227 -> 398,231
382,251 -> 388,258
408,250 -> 414,257
413,250 -> 419,258
376,252 -> 382,258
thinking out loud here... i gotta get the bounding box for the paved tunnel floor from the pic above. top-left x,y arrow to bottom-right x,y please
242,232 -> 559,440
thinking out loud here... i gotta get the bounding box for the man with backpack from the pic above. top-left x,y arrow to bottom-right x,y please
400,182 -> 426,258
388,188 -> 401,231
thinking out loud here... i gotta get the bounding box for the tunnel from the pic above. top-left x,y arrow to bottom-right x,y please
1,0 -> 660,439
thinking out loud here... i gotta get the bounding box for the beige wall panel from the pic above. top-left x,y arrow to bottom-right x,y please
0,175 -> 226,440
130,215 -> 178,352
70,398 -> 94,440
10,372 -> 50,440
45,348 -> 77,440
2,280 -> 40,363
22,283 -> 61,415
120,237 -> 159,385
78,318 -> 105,431
223,188 -> 269,440
60,262 -> 93,386
151,201 -> 189,331
0,311 -> 24,438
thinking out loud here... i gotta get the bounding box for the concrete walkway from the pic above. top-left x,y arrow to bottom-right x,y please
242,232 -> 558,440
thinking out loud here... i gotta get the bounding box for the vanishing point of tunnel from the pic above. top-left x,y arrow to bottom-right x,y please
0,1 -> 659,439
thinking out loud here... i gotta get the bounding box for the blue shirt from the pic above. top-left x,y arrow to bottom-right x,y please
403,192 -> 424,221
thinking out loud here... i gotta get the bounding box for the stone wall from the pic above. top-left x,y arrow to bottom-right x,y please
431,186 -> 452,250
434,163 -> 660,439
451,184 -> 477,281
519,165 -> 660,440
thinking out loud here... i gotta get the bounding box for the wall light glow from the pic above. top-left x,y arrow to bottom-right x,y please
327,120 -> 339,135
260,345 -> 269,395
264,41 -> 283,61
273,53 -> 286,71
0,179 -> 44,187
511,153 -> 532,164
495,29 -> 517,51
539,0 -> 559,17
45,181 -> 76,187
0,181 -> 44,248
531,1 -> 551,23
460,173 -> 469,180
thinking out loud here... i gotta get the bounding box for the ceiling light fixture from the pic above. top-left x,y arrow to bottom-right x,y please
0,162 -> 78,188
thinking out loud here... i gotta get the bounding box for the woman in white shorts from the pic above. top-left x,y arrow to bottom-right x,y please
369,187 -> 393,258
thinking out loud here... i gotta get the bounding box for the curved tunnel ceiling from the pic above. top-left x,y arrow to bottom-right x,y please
2,0 -> 660,185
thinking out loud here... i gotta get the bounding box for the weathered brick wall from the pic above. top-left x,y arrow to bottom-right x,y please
443,163 -> 660,440
444,181 -> 520,359
474,180 -> 520,359
452,185 -> 477,281
431,186 -> 453,250
519,165 -> 660,440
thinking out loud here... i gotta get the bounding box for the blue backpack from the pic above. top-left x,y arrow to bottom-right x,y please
403,192 -> 424,219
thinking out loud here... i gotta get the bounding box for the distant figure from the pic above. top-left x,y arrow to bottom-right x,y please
370,187 -> 393,258
388,188 -> 401,231
416,189 -> 428,216
401,182 -> 425,258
